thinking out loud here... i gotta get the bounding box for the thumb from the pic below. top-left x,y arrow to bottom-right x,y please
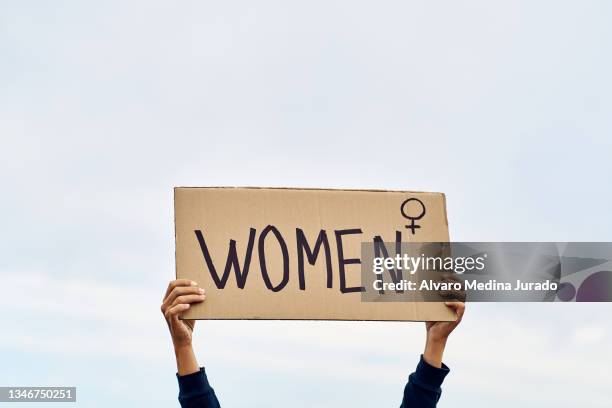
444,301 -> 465,322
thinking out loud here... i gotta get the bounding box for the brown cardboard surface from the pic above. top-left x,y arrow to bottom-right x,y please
174,187 -> 455,321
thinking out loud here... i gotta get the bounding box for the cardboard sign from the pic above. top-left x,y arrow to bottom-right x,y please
174,187 -> 455,321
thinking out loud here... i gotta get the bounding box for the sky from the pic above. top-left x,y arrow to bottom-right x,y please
1,1 -> 611,407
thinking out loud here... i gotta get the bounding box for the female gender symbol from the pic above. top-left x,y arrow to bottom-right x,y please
400,198 -> 426,235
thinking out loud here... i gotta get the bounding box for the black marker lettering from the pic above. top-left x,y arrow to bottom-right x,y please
335,229 -> 365,293
296,228 -> 333,290
373,233 -> 404,294
258,225 -> 290,292
194,229 -> 256,289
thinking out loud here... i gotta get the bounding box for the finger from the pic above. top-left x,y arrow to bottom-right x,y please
164,279 -> 197,299
163,286 -> 204,309
164,303 -> 190,322
444,301 -> 465,322
438,276 -> 466,302
170,294 -> 206,308
455,302 -> 465,322
438,289 -> 466,302
165,285 -> 205,303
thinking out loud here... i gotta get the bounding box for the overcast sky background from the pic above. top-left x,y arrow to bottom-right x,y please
1,1 -> 611,407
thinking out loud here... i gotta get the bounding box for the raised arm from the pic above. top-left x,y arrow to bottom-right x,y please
401,301 -> 465,408
161,279 -> 221,408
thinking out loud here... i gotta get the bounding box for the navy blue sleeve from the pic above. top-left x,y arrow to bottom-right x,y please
400,355 -> 450,408
177,368 -> 221,408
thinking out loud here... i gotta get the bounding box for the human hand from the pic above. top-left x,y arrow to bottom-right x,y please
161,279 -> 206,349
423,301 -> 465,368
